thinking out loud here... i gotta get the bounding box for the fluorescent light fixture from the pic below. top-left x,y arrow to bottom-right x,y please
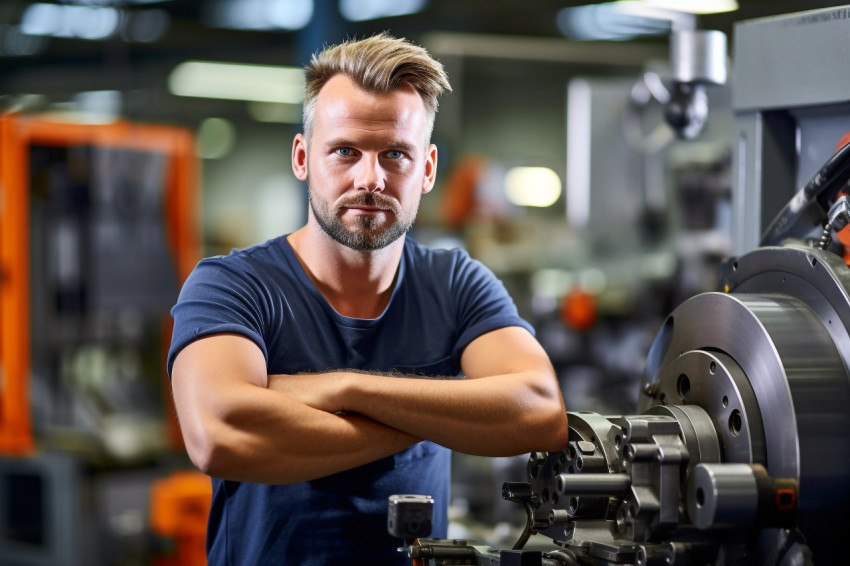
566,79 -> 591,228
206,0 -> 313,30
557,1 -> 699,41
21,3 -> 120,40
64,0 -> 172,4
557,4 -> 671,41
248,101 -> 302,124
504,167 -> 562,208
168,61 -> 305,104
628,0 -> 738,15
339,0 -> 427,22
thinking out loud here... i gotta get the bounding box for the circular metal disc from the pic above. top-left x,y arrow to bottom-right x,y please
640,291 -> 846,481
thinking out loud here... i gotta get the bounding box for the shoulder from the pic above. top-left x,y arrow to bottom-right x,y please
193,236 -> 290,276
402,237 -> 501,295
403,237 -> 477,273
179,236 -> 295,302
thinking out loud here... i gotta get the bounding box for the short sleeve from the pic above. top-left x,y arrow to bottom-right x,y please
167,257 -> 270,376
449,249 -> 534,360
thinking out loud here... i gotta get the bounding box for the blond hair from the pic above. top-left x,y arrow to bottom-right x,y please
302,33 -> 451,145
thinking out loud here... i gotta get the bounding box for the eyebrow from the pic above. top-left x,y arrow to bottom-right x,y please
324,138 -> 419,153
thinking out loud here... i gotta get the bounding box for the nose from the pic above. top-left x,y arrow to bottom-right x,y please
354,154 -> 386,193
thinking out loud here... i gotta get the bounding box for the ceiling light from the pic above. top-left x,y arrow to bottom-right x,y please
628,0 -> 738,15
168,61 -> 305,104
248,102 -> 302,124
63,0 -> 172,4
21,3 -> 120,40
205,0 -> 313,30
557,4 -> 672,41
339,0 -> 428,22
504,167 -> 562,208
557,2 -> 699,41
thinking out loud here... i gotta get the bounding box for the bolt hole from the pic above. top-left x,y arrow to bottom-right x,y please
615,435 -> 622,450
722,395 -> 728,408
732,261 -> 738,271
709,361 -> 716,374
696,487 -> 705,508
575,456 -> 583,472
677,374 -> 691,401
729,409 -> 742,437
569,497 -> 578,513
811,257 -> 818,268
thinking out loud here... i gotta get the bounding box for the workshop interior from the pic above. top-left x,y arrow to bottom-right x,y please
2,1 -> 850,564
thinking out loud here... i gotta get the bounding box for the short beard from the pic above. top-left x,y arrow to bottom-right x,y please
309,186 -> 416,251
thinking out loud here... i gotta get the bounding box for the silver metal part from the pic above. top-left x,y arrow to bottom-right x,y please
669,30 -> 727,85
687,463 -> 758,529
556,473 -> 630,497
827,195 -> 850,232
506,245 -> 846,564
651,349 -> 764,465
641,288 -> 848,483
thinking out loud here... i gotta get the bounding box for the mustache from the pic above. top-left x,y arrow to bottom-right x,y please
338,193 -> 397,210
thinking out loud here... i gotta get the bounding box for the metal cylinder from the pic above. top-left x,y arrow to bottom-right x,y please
556,472 -> 630,497
670,29 -> 727,85
687,463 -> 758,529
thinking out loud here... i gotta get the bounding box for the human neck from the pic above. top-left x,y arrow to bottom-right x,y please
287,226 -> 404,319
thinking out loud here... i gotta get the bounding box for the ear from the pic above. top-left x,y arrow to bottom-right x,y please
422,143 -> 438,194
292,133 -> 308,181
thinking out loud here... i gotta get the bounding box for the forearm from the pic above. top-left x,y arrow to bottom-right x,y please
178,381 -> 418,485
339,371 -> 566,456
269,369 -> 567,456
171,334 -> 422,484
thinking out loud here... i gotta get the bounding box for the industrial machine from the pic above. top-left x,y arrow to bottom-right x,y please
0,111 -> 206,566
391,6 -> 850,565
391,146 -> 850,566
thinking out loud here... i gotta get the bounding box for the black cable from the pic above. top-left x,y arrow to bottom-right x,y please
761,141 -> 850,246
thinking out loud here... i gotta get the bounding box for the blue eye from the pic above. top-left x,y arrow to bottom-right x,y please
387,150 -> 404,159
336,147 -> 352,156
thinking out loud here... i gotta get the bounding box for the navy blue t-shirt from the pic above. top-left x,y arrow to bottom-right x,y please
167,234 -> 533,565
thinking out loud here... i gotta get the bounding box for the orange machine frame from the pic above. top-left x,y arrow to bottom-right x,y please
0,113 -> 200,456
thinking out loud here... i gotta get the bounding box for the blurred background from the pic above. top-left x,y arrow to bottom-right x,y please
0,1 -> 843,564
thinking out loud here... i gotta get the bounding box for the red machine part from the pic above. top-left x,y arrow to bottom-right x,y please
150,470 -> 212,566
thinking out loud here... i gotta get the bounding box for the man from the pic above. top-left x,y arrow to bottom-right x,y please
168,33 -> 568,565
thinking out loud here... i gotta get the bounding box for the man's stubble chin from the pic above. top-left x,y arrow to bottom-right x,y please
307,186 -> 417,251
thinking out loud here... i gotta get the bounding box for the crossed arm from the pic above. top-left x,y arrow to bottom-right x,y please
170,326 -> 569,485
